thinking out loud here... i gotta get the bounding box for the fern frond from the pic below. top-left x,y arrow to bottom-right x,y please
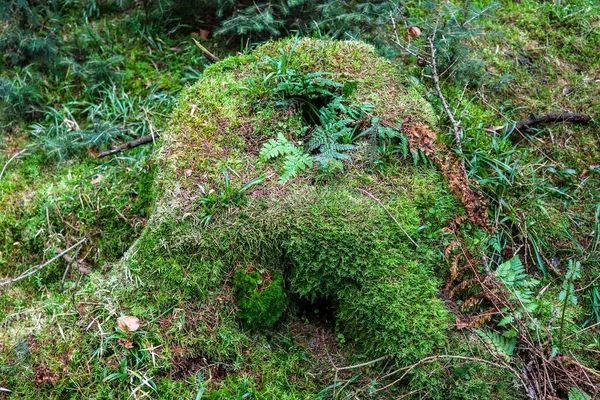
260,133 -> 299,161
476,329 -> 516,361
279,153 -> 313,183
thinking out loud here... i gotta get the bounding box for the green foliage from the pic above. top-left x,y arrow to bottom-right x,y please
337,270 -> 450,362
259,133 -> 313,183
199,169 -> 265,225
307,111 -> 356,169
495,256 -> 539,313
233,269 -> 287,330
568,387 -> 592,400
558,259 -> 581,350
475,329 -> 516,361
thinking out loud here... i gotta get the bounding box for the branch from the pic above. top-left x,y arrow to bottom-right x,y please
511,112 -> 591,133
427,37 -> 463,151
374,354 -> 528,394
0,148 -> 27,181
98,133 -> 160,158
192,38 -> 220,63
0,239 -> 86,288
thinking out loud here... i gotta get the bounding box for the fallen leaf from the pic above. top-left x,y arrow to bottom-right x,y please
200,29 -> 210,41
117,338 -> 134,349
91,174 -> 104,185
408,26 -> 421,38
117,316 -> 141,332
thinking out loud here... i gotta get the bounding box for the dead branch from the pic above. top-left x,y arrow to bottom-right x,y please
510,113 -> 591,133
192,37 -> 220,63
0,239 -> 86,288
374,354 -> 528,394
427,37 -> 463,152
59,245 -> 83,293
98,133 -> 160,158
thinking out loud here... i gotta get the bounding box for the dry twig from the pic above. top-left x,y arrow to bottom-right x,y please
98,133 -> 160,158
0,239 -> 86,288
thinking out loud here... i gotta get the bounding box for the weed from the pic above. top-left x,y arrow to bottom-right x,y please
199,169 -> 265,226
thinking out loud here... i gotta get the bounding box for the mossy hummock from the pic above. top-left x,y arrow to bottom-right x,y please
113,38 -> 513,397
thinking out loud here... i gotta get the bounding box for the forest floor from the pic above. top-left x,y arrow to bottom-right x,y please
1,0 -> 599,399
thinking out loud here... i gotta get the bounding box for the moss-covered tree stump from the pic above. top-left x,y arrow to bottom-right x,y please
119,38 -> 517,398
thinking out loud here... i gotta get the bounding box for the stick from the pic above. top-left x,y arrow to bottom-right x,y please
0,239 -> 86,288
427,36 -> 463,152
374,354 -> 528,394
511,112 -> 591,133
357,188 -> 419,248
59,245 -> 82,293
192,38 -> 220,63
98,133 -> 160,158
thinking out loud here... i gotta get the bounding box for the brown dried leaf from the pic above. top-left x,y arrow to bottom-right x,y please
408,26 -> 421,38
117,338 -> 134,349
117,316 -> 140,332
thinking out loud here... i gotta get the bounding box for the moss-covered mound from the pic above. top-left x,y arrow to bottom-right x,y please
112,38 -> 517,397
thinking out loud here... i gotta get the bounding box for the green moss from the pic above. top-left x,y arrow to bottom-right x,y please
0,38 -> 510,398
109,38 -> 474,396
234,269 -> 287,330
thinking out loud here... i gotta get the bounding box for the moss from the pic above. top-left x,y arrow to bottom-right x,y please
106,38 -> 483,396
234,268 -> 287,330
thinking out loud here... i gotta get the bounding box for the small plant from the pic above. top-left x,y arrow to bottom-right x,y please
233,268 -> 287,330
92,317 -> 159,396
307,108 -> 356,169
259,133 -> 313,183
199,169 -> 265,226
558,259 -> 581,351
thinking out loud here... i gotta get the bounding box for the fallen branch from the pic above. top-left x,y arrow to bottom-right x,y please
0,239 -> 86,288
427,37 -> 463,150
98,133 -> 160,158
192,38 -> 220,63
357,188 -> 419,248
493,113 -> 591,134
374,354 -> 528,395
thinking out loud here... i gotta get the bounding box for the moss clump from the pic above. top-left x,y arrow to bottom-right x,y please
234,268 -> 287,330
107,38 -> 488,396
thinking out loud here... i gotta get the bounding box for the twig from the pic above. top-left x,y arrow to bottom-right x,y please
508,112 -> 591,134
0,239 -> 86,288
335,355 -> 389,371
357,188 -> 419,248
192,37 -> 220,63
98,133 -> 160,158
427,36 -> 464,154
59,245 -> 82,293
374,354 -> 527,394
0,148 -> 27,181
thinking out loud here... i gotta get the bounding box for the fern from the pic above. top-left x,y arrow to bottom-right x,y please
568,387 -> 592,400
476,329 -> 516,361
260,132 -> 299,160
495,256 -> 539,314
280,152 -> 313,183
259,133 -> 313,183
307,106 -> 356,168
